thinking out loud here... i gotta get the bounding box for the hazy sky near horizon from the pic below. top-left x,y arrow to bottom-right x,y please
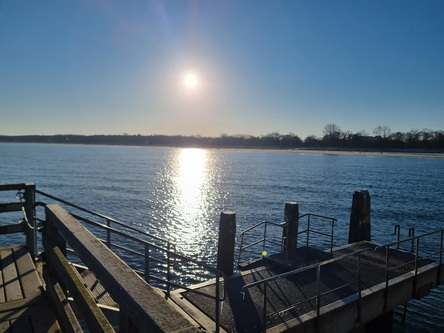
1,1 -> 443,139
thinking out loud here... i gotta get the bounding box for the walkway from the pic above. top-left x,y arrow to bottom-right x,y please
172,242 -> 442,333
0,245 -> 60,332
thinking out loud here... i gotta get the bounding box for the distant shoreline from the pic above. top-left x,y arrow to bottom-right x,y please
220,147 -> 444,158
1,141 -> 443,158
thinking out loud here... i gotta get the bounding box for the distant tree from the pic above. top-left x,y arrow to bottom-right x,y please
322,124 -> 341,139
322,124 -> 342,145
373,126 -> 391,139
304,135 -> 320,147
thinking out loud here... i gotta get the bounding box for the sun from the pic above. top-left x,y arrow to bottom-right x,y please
184,74 -> 198,88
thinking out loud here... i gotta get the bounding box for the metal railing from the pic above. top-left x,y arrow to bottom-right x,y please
238,213 -> 337,265
298,213 -> 337,253
1,185 -> 226,332
241,229 -> 444,331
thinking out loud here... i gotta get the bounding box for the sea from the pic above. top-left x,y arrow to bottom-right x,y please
0,142 -> 443,332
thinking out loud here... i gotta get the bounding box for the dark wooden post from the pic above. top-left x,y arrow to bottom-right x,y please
217,211 -> 236,276
23,183 -> 37,257
282,202 -> 299,251
348,190 -> 371,244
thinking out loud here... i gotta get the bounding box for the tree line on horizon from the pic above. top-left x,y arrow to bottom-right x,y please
1,124 -> 443,150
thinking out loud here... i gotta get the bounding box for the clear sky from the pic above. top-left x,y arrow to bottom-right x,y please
1,1 -> 443,139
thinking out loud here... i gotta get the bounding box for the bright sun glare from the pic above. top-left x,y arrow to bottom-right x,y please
184,74 -> 198,88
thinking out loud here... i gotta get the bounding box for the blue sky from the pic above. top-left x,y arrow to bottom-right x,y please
1,1 -> 443,139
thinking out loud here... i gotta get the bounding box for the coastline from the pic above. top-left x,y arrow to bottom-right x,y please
221,147 -> 444,158
1,141 -> 443,158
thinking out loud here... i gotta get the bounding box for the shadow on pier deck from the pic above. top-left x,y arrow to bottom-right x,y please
171,242 -> 444,333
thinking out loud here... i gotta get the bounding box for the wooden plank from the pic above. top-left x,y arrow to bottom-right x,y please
43,266 -> 82,333
13,246 -> 42,299
0,320 -> 10,332
0,224 -> 25,235
10,314 -> 32,332
0,248 -> 23,302
0,294 -> 46,314
0,301 -> 61,333
30,305 -> 63,333
0,203 -> 22,213
45,243 -> 114,333
0,183 -> 33,192
0,252 -> 5,304
45,204 -> 201,333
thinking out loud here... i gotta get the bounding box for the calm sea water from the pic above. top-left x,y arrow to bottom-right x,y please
0,143 -> 443,332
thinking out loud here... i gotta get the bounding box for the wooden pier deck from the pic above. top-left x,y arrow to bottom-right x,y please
171,242 -> 444,333
0,245 -> 60,332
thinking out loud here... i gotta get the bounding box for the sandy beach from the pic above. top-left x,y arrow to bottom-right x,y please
222,147 -> 444,158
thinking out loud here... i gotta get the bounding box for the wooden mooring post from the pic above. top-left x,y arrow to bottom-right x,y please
348,190 -> 371,244
217,211 -> 236,276
282,202 -> 299,251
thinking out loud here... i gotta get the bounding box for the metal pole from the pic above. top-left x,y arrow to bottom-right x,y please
263,222 -> 267,254
215,273 -> 220,333
144,243 -> 150,283
307,215 -> 311,247
316,265 -> 321,318
394,225 -> 400,249
439,230 -> 443,284
357,252 -> 362,323
409,228 -> 415,253
263,282 -> 267,332
106,219 -> 111,248
384,246 -> 390,310
166,247 -> 171,298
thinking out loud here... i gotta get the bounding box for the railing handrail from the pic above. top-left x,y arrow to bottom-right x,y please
238,213 -> 337,265
299,213 -> 337,222
241,228 -> 444,331
241,247 -> 371,291
35,189 -> 174,249
243,229 -> 444,292
374,229 -> 444,251
71,212 -> 227,301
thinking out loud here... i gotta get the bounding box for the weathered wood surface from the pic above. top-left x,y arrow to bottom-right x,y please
45,204 -> 201,333
0,183 -> 34,191
44,243 -> 114,333
0,202 -> 23,213
0,245 -> 61,333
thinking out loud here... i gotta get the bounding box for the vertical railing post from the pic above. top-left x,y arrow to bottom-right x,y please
166,246 -> 171,298
106,219 -> 111,248
215,273 -> 220,333
439,230 -> 443,284
413,236 -> 419,295
306,215 -> 311,247
330,218 -> 335,253
144,243 -> 150,283
384,246 -> 390,310
316,264 -> 321,318
24,183 -> 37,257
409,228 -> 415,253
357,252 -> 362,323
263,282 -> 267,332
263,222 -> 267,254
394,225 -> 400,249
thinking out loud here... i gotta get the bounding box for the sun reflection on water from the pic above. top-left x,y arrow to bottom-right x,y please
176,148 -> 206,219
160,148 -> 220,261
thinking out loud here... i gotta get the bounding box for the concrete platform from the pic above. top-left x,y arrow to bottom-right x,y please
171,242 -> 441,333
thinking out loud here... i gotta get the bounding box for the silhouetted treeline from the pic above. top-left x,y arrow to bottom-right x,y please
1,125 -> 443,151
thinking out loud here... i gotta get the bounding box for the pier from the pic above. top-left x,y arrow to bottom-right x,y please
0,183 -> 443,332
